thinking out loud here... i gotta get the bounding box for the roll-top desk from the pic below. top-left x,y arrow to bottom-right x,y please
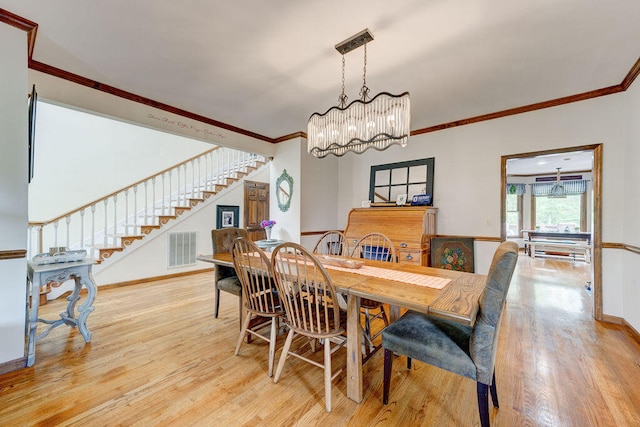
343,206 -> 437,266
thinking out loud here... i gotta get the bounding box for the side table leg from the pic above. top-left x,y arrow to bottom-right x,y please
26,274 -> 40,367
75,272 -> 97,342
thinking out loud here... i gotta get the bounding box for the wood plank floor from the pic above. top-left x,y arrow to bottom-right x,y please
2,254 -> 640,426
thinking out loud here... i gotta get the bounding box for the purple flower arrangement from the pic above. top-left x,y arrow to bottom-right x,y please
260,219 -> 276,229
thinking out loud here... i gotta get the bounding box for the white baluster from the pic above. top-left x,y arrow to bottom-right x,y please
53,220 -> 59,248
124,188 -> 130,236
65,215 -> 71,249
144,180 -> 149,225
161,173 -> 166,216
216,149 -> 221,185
79,209 -> 85,252
103,199 -> 108,247
182,163 -> 187,204
204,152 -> 210,192
176,167 -> 181,207
112,194 -> 118,247
152,177 -> 156,224
133,185 -> 138,231
169,169 -> 174,213
191,159 -> 196,199
91,204 -> 96,259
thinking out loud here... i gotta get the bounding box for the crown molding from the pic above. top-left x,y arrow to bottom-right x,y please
0,8 -> 38,57
27,60 -> 275,143
4,9 -> 639,145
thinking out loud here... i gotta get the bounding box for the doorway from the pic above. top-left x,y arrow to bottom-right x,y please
501,144 -> 603,320
244,180 -> 269,241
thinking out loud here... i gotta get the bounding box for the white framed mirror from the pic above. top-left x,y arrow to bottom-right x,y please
276,169 -> 293,212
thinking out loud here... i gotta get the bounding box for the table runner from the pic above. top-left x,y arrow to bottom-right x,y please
322,263 -> 451,290
258,251 -> 451,290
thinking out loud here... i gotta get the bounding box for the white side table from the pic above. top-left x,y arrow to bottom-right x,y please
254,239 -> 284,252
26,259 -> 98,367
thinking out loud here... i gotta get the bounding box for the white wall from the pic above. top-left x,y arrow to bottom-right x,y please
623,78 -> 640,332
299,142 -> 340,250
29,101 -> 213,220
269,138 -> 302,243
0,24 -> 29,366
335,93 -> 628,313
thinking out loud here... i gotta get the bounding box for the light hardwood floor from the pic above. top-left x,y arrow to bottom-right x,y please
2,254 -> 640,426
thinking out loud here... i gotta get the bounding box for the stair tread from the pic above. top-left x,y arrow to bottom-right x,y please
35,157 -> 271,265
93,244 -> 125,250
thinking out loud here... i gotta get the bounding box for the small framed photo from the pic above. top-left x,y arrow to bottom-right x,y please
396,194 -> 407,206
216,205 -> 239,228
361,200 -> 371,208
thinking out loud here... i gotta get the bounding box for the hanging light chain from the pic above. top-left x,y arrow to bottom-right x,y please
359,42 -> 370,101
338,55 -> 348,108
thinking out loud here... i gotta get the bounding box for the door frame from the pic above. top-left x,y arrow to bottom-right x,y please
500,143 -> 603,320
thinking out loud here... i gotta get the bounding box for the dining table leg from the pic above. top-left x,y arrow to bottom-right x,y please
389,305 -> 400,323
346,294 -> 363,402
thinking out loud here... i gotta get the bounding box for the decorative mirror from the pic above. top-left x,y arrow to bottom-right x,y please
369,157 -> 434,205
276,169 -> 293,212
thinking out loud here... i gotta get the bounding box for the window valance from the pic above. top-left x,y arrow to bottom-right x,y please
531,180 -> 587,196
506,183 -> 526,195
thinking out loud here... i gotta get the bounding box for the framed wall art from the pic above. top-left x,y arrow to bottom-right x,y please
216,205 -> 239,228
430,237 -> 475,273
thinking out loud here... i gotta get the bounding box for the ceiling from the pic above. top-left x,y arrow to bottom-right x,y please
507,150 -> 594,176
4,1 -> 640,148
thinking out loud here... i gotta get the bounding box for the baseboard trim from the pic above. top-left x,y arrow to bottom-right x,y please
601,314 -> 623,325
600,315 -> 640,344
0,357 -> 26,375
50,268 -> 215,299
98,268 -> 215,291
623,319 -> 640,344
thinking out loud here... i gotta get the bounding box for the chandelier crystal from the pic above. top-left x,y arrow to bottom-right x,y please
308,29 -> 411,158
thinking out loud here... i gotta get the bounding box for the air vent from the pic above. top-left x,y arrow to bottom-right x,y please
168,231 -> 197,268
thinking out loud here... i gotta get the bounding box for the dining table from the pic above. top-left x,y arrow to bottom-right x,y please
197,251 -> 487,403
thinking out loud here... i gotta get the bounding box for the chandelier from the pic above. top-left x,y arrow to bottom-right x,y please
307,29 -> 411,158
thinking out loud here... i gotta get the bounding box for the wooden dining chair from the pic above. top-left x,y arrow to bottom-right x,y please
312,230 -> 348,257
231,237 -> 284,377
350,232 -> 397,358
271,242 -> 346,412
211,227 -> 248,320
381,241 -> 519,427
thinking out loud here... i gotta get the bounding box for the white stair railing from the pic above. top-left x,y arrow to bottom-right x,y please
27,147 -> 267,261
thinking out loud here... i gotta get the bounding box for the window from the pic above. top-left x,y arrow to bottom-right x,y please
369,158 -> 434,204
533,194 -> 585,231
505,194 -> 523,237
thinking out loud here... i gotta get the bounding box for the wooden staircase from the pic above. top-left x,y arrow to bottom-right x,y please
28,147 -> 269,265
94,160 -> 266,262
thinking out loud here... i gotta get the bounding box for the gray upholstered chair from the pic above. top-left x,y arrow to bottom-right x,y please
211,227 -> 248,319
382,241 -> 518,427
